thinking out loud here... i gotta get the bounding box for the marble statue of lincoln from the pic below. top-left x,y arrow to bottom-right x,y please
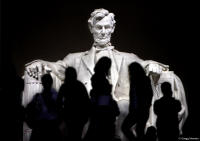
23,8 -> 188,141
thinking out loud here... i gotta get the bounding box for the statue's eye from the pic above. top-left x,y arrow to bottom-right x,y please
105,25 -> 111,29
96,25 -> 102,30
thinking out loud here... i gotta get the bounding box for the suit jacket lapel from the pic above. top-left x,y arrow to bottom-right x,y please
81,47 -> 95,75
112,50 -> 123,73
81,48 -> 123,76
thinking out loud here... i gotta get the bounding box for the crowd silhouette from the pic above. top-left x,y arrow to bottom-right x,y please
3,57 -> 183,141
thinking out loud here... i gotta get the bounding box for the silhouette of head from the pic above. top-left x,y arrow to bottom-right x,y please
145,126 -> 157,140
64,67 -> 77,82
41,74 -> 53,90
94,57 -> 111,76
161,82 -> 173,97
129,62 -> 146,83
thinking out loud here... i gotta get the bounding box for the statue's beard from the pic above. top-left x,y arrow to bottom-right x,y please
94,37 -> 111,47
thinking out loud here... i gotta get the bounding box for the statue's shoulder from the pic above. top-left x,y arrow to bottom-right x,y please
63,51 -> 87,60
113,49 -> 142,61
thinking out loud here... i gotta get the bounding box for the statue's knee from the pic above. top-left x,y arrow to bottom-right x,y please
117,100 -> 129,116
115,100 -> 130,138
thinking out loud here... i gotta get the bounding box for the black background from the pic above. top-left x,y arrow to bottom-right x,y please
1,0 -> 199,138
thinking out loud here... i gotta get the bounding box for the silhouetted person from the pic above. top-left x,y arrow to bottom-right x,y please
122,62 -> 153,141
14,75 -> 25,141
57,67 -> 91,141
85,57 -> 120,141
154,82 -> 181,141
25,74 -> 61,141
143,126 -> 157,141
1,63 -> 25,141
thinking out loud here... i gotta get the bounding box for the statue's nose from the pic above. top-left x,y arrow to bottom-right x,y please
101,27 -> 106,35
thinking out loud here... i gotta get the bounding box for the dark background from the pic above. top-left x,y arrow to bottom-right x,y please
1,0 -> 199,138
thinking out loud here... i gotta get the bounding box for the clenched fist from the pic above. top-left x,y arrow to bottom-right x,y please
25,60 -> 52,80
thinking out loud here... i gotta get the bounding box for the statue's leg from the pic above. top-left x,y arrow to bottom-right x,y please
116,100 -> 130,141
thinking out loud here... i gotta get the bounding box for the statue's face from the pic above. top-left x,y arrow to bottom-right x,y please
92,16 -> 114,47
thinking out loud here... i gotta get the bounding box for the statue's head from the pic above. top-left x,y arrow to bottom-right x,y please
88,8 -> 116,47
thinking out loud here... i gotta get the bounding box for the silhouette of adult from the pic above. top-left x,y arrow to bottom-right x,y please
1,63 -> 25,141
14,75 -> 25,141
143,126 -> 156,141
25,74 -> 61,141
121,62 -> 153,141
154,82 -> 181,141
57,67 -> 91,141
85,57 -> 120,141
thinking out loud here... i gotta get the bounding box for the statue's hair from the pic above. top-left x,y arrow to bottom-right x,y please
88,8 -> 116,32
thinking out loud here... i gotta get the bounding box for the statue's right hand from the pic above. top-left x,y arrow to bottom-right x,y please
25,60 -> 51,80
25,61 -> 44,79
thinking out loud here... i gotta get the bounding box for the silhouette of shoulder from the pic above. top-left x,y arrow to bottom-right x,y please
154,97 -> 181,116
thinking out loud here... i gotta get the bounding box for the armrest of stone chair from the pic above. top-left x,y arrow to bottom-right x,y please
22,69 -> 63,141
22,71 -> 43,107
146,71 -> 188,135
22,71 -> 43,141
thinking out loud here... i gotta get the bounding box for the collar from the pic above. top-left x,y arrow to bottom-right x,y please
93,43 -> 114,52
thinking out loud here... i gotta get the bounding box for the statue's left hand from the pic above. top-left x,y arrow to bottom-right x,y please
145,62 -> 169,76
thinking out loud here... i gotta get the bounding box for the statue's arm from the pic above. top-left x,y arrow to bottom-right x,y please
173,74 -> 188,134
142,60 -> 169,76
25,59 -> 52,80
137,57 -> 188,134
127,52 -> 169,76
142,59 -> 188,124
22,54 -> 73,107
25,53 -> 74,81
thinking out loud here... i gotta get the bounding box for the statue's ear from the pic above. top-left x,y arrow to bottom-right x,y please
89,25 -> 93,34
111,25 -> 115,33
